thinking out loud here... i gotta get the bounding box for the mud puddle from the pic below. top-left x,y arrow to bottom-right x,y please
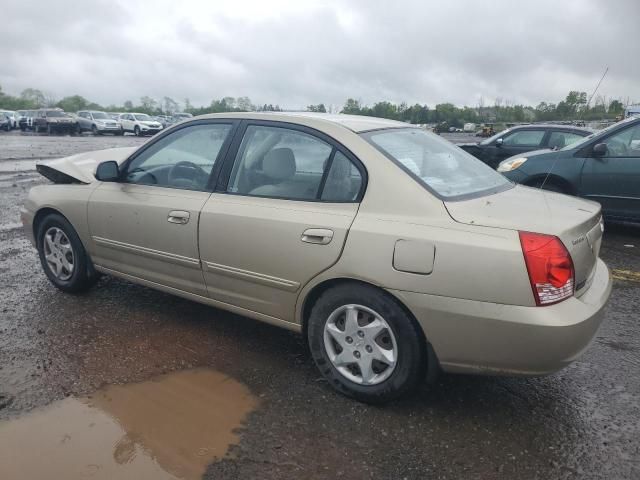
0,369 -> 258,479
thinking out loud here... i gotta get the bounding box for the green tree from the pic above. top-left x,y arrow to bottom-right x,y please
307,103 -> 327,113
56,95 -> 92,112
341,98 -> 362,114
20,88 -> 45,108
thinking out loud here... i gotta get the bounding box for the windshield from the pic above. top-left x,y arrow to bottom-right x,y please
363,128 -> 512,200
561,117 -> 638,151
479,128 -> 509,145
45,111 -> 65,117
134,114 -> 151,121
91,112 -> 109,119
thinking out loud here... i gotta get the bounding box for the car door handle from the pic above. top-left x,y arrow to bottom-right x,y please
168,210 -> 190,224
301,228 -> 334,245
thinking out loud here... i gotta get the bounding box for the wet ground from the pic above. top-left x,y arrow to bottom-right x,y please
0,130 -> 639,479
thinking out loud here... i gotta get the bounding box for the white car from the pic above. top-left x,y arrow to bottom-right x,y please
118,113 -> 163,136
1,110 -> 18,130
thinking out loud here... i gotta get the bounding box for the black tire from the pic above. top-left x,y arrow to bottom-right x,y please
35,124 -> 40,134
47,124 -> 52,135
134,125 -> 140,136
36,213 -> 99,293
307,283 -> 426,404
92,125 -> 100,136
116,129 -> 124,136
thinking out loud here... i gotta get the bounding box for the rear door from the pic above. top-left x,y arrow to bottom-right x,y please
199,121 -> 365,321
580,122 -> 640,222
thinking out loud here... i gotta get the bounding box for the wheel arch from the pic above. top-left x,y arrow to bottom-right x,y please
300,277 -> 440,381
524,174 -> 575,194
32,207 -> 68,240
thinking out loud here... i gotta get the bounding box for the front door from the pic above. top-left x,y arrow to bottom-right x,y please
199,122 -> 365,321
87,121 -> 236,295
580,122 -> 640,222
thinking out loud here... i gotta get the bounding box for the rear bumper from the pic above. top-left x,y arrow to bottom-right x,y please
389,258 -> 612,376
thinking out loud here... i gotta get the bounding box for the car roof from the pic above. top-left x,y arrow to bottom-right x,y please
510,124 -> 591,132
196,112 -> 412,133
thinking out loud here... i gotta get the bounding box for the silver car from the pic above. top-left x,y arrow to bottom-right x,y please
21,113 -> 612,403
77,111 -> 123,135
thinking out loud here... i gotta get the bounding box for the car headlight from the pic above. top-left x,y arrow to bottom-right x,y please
498,157 -> 528,172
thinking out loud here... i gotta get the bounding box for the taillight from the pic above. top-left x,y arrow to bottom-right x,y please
519,231 -> 575,306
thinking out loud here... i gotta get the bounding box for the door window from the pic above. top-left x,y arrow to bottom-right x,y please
227,125 -> 362,201
602,124 -> 640,157
123,123 -> 233,190
502,130 -> 545,146
548,131 -> 584,149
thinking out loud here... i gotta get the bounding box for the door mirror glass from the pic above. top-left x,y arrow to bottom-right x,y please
592,143 -> 608,157
495,138 -> 503,146
95,161 -> 120,182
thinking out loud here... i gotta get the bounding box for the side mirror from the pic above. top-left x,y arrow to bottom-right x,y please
95,161 -> 120,182
592,143 -> 608,157
495,138 -> 504,147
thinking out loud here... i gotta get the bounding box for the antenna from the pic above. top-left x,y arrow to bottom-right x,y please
585,67 -> 608,109
540,67 -> 608,191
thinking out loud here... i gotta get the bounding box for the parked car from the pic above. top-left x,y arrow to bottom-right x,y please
172,112 -> 193,122
499,116 -> 640,224
22,113 -> 611,403
77,111 -> 123,135
18,110 -> 37,131
0,112 -> 11,131
459,125 -> 592,169
1,110 -> 18,129
33,109 -> 78,134
107,112 -> 123,121
119,113 -> 163,136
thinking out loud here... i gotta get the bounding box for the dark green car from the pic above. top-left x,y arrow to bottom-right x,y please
499,116 -> 640,223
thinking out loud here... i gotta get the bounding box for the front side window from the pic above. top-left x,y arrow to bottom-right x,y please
124,123 -> 233,190
363,128 -> 512,200
602,123 -> 640,157
502,130 -> 545,147
227,125 -> 361,201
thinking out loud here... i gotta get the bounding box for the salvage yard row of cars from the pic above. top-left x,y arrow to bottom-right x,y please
0,108 -> 192,135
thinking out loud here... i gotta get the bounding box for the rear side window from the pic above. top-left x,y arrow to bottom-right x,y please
363,127 -> 511,200
227,125 -> 362,202
548,131 -> 584,149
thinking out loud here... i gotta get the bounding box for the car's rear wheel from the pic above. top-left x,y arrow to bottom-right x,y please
307,283 -> 426,404
36,213 -> 99,293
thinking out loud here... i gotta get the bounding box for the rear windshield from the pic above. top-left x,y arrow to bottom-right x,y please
134,114 -> 151,121
45,111 -> 65,117
91,112 -> 109,119
362,128 -> 512,200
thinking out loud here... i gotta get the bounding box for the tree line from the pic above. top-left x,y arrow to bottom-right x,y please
0,84 -> 630,126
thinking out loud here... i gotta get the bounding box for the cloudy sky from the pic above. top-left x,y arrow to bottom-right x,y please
2,0 -> 639,110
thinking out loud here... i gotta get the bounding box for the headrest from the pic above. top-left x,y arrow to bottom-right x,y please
263,148 -> 296,180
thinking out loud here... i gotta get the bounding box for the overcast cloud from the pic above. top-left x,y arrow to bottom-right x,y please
1,0 -> 639,109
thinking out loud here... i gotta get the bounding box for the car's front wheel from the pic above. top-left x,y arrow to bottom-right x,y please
36,213 -> 99,293
134,125 -> 140,136
308,283 -> 426,403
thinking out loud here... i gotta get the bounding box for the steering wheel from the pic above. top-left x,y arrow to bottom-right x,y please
168,161 -> 208,187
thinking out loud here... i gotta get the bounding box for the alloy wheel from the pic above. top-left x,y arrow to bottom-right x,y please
43,227 -> 75,281
323,304 -> 398,385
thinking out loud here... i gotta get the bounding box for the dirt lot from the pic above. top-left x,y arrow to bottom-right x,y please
1,130 -> 639,479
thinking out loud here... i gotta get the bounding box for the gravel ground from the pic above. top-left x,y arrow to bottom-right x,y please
0,130 -> 639,479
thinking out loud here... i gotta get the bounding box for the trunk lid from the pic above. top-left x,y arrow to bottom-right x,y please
445,185 -> 603,295
36,147 -> 136,184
